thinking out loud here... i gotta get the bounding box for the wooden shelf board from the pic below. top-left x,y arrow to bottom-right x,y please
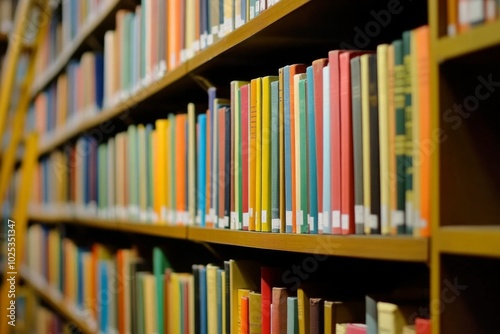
30,0 -> 122,98
436,226 -> 500,258
29,212 -> 188,239
435,20 -> 500,63
188,227 -> 429,262
21,268 -> 97,334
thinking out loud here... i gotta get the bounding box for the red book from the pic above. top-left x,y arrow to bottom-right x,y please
346,323 -> 367,334
218,107 -> 226,227
329,51 -> 343,234
312,58 -> 328,233
261,267 -> 282,334
415,318 -> 431,334
241,85 -> 250,230
241,296 -> 250,334
289,64 -> 307,233
339,51 -> 365,235
271,288 -> 288,334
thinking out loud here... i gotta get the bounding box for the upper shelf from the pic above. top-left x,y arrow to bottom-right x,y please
434,20 -> 500,63
30,212 -> 429,263
436,226 -> 500,259
29,0 -> 123,98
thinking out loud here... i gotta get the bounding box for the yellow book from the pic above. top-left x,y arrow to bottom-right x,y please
221,270 -> 226,334
387,44 -> 397,235
360,55 -> 372,234
170,273 -> 181,334
188,103 -> 197,225
297,287 -> 310,334
207,264 -> 220,334
238,289 -> 251,333
336,323 -> 347,334
143,274 -> 158,334
377,44 -> 391,235
249,79 -> 258,231
377,301 -> 414,334
261,76 -> 279,232
229,260 -> 260,333
324,300 -> 365,332
155,120 -> 168,223
255,77 -> 263,231
185,0 -> 196,60
249,291 -> 262,334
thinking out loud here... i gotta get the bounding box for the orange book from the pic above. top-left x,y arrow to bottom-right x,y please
168,0 -> 181,69
416,26 -> 431,237
289,64 -> 306,233
447,0 -> 457,35
241,295 -> 250,334
176,114 -> 188,225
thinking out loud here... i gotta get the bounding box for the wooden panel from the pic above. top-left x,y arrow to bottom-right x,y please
435,20 -> 500,63
21,267 -> 97,334
188,227 -> 429,262
437,226 -> 500,258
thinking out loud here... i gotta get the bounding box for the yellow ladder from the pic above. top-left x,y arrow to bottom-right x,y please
0,0 -> 50,333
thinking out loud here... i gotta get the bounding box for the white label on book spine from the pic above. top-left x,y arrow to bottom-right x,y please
381,204 -> 389,233
332,210 -> 341,229
286,211 -> 292,230
323,211 -> 330,233
318,213 -> 323,233
151,212 -> 159,223
224,216 -> 230,228
370,214 -> 378,229
364,206 -> 371,232
243,212 -> 249,229
355,205 -> 364,224
261,210 -> 267,223
469,0 -> 484,22
250,6 -> 255,19
207,34 -> 214,46
459,0 -> 469,25
140,211 -> 147,222
341,214 -> 349,231
391,210 -> 404,227
406,201 -> 413,228
230,212 -> 237,229
297,210 -> 303,227
272,218 -> 280,231
308,215 -> 314,231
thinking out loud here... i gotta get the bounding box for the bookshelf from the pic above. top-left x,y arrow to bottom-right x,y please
20,267 -> 97,334
1,0 -> 499,332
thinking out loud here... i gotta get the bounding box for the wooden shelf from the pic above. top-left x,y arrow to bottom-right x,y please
188,227 -> 429,262
436,226 -> 500,258
21,268 -> 97,334
29,212 -> 188,239
30,0 -> 123,98
435,20 -> 500,63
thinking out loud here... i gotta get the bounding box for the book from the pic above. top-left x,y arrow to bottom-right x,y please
295,73 -> 308,234
271,80 -> 281,233
306,66 -> 319,234
309,298 -> 324,334
287,297 -> 299,334
271,288 -> 289,334
249,291 -> 262,334
322,65 -> 331,234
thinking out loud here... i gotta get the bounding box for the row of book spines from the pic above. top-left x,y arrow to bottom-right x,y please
25,222 -> 432,334
447,0 -> 499,36
29,52 -> 104,136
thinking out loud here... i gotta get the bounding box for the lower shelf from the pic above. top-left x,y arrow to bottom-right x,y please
20,267 -> 97,334
436,226 -> 500,258
29,213 -> 429,262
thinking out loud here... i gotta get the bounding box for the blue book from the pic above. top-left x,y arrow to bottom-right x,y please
99,261 -> 108,333
306,66 -> 319,234
200,266 -> 208,334
94,52 -> 105,110
271,80 -> 280,233
198,114 -> 207,226
241,0 -> 247,24
322,66 -> 331,234
283,66 -> 292,233
287,297 -> 298,334
217,268 -> 224,334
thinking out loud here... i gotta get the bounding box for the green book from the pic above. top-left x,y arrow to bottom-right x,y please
128,124 -> 139,220
153,247 -> 171,334
393,39 -> 406,235
298,78 -> 309,234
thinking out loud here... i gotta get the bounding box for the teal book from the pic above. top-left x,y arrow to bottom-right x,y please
306,66 -> 319,234
153,247 -> 171,334
393,39 -> 406,235
402,30 -> 413,235
287,297 -> 298,334
271,80 -> 280,233
127,124 -> 139,220
298,77 -> 309,234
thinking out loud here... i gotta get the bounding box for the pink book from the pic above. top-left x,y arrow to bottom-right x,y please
346,323 -> 367,334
